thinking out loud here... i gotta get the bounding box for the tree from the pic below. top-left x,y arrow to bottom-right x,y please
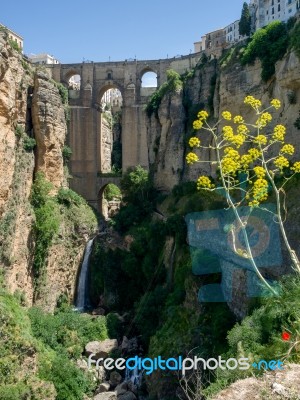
239,2 -> 251,37
186,97 -> 300,295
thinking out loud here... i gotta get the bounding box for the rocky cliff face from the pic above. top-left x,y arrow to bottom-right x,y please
32,69 -> 66,190
148,52 -> 300,191
0,31 -> 35,302
0,33 -> 96,309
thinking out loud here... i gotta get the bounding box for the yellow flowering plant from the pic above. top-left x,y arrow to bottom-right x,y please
187,96 -> 300,293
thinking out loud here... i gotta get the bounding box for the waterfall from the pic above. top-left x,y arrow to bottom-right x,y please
75,238 -> 94,310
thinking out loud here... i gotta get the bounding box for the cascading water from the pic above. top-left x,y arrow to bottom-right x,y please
75,238 -> 94,310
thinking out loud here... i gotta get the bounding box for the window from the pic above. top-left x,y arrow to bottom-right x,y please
278,4 -> 281,10
288,0 -> 292,4
272,0 -> 274,5
272,7 -> 275,14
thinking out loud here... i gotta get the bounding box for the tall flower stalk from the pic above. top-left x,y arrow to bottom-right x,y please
186,97 -> 300,294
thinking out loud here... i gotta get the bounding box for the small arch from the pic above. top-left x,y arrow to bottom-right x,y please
98,183 -> 122,219
141,70 -> 158,88
68,74 -> 81,90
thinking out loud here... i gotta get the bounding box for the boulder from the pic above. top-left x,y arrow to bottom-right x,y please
117,392 -> 137,400
109,371 -> 122,387
96,382 -> 111,393
115,381 -> 128,395
93,392 -> 117,400
85,339 -> 118,359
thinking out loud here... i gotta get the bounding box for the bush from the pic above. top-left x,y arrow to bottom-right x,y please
54,82 -> 68,105
290,20 -> 300,58
146,69 -> 183,117
8,39 -> 21,53
57,187 -> 83,207
62,145 -> 72,164
39,354 -> 95,400
29,307 -> 107,358
31,173 -> 60,276
23,135 -> 36,152
241,21 -> 288,81
104,183 -> 121,201
14,124 -> 24,137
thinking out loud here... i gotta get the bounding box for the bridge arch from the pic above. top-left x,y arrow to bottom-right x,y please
98,82 -> 124,104
98,181 -> 121,219
63,68 -> 82,87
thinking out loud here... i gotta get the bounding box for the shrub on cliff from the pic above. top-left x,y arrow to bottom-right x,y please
145,69 -> 183,117
241,21 -> 288,81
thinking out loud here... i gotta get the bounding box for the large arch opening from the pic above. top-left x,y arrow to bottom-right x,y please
65,71 -> 81,100
98,183 -> 122,219
141,71 -> 158,88
98,86 -> 123,174
140,70 -> 157,97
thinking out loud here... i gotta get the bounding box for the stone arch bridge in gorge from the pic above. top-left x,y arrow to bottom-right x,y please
48,53 -> 201,211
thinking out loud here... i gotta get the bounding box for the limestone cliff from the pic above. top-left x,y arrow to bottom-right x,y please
148,51 -> 300,190
0,31 -> 35,302
0,32 -> 97,310
32,69 -> 66,190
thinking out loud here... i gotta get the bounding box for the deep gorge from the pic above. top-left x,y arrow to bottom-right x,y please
1,19 -> 300,400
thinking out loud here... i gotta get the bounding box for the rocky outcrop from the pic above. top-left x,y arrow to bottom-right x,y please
148,52 -> 300,191
0,32 -> 97,309
0,31 -> 35,302
101,112 -> 113,173
211,364 -> 300,400
32,69 -> 66,190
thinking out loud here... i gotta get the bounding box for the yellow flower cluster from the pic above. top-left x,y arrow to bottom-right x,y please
221,147 -> 241,175
244,96 -> 262,109
274,156 -> 289,170
197,176 -> 214,189
240,154 -> 253,170
270,99 -> 281,110
291,161 -> 300,173
256,112 -> 272,128
233,115 -> 244,124
193,120 -> 203,130
248,148 -> 261,161
253,166 -> 266,178
222,111 -> 232,120
272,125 -> 286,141
280,144 -> 294,155
222,126 -> 246,148
186,152 -> 199,164
254,134 -> 268,146
237,124 -> 249,135
252,178 -> 269,202
197,110 -> 209,120
240,148 -> 261,170
189,137 -> 201,148
223,126 -> 234,137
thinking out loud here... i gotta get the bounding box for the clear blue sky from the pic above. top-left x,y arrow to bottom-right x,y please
1,0 -> 245,63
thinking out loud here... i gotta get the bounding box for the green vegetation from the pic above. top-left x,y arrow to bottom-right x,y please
290,19 -> 300,57
62,145 -> 72,164
23,135 -> 36,152
14,124 -> 24,137
240,19 -> 300,81
145,69 -> 183,117
8,39 -> 21,53
31,173 -> 97,287
113,166 -> 157,232
203,276 -> 300,397
103,183 -> 121,201
0,284 -> 107,400
53,81 -> 69,105
31,173 -> 60,279
239,2 -> 251,36
241,21 -> 289,81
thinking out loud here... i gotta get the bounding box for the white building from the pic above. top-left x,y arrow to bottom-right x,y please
0,23 -> 23,51
224,20 -> 245,43
28,53 -> 60,65
250,0 -> 300,30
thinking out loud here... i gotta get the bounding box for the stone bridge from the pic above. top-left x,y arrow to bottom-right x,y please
48,53 -> 202,211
